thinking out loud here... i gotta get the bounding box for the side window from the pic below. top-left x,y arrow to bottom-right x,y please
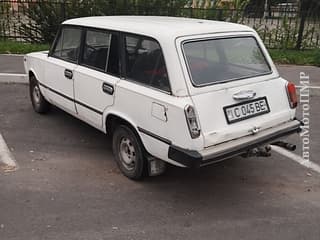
82,30 -> 111,71
124,35 -> 170,92
80,29 -> 120,76
107,34 -> 120,76
52,27 -> 82,62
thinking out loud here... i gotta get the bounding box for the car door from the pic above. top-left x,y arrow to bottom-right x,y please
73,28 -> 120,129
45,26 -> 82,115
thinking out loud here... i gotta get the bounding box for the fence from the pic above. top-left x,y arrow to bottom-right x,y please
0,0 -> 319,49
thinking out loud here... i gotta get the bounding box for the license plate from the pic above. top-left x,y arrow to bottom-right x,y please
223,97 -> 270,124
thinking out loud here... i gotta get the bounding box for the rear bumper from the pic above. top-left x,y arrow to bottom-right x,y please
168,120 -> 302,168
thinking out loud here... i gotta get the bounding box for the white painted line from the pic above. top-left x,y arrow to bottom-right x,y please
0,73 -> 26,76
0,53 -> 25,56
296,85 -> 320,89
0,134 -> 18,170
0,73 -> 28,84
271,145 -> 320,174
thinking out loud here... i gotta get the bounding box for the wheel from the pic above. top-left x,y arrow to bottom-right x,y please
29,75 -> 50,114
112,125 -> 147,180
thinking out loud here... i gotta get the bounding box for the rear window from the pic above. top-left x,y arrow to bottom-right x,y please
183,37 -> 271,86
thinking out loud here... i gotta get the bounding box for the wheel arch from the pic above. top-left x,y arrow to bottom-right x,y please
28,69 -> 40,83
105,112 -> 139,137
105,111 -> 149,153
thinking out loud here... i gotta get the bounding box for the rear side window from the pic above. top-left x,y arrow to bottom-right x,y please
124,35 -> 170,92
52,27 -> 82,62
82,30 -> 111,71
183,37 -> 271,86
80,29 -> 120,76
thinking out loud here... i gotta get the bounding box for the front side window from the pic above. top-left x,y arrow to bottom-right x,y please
183,37 -> 271,86
124,35 -> 170,92
52,27 -> 82,62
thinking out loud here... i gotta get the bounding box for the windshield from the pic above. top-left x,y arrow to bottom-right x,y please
183,36 -> 271,86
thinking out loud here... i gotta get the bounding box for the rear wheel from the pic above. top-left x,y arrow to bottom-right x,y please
29,75 -> 50,114
112,125 -> 147,180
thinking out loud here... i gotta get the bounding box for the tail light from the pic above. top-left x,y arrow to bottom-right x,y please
185,105 -> 201,139
286,82 -> 298,108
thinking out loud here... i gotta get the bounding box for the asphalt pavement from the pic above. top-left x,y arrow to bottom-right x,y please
0,54 -> 320,239
0,55 -> 25,74
0,82 -> 320,239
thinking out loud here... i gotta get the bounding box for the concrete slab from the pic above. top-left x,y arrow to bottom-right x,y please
0,54 -> 25,74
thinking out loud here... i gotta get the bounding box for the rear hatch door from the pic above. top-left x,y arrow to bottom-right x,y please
177,32 -> 295,147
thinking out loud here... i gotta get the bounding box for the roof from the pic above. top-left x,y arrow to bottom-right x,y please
63,16 -> 253,40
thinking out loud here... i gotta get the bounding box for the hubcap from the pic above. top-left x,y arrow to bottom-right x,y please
33,85 -> 41,105
119,137 -> 136,171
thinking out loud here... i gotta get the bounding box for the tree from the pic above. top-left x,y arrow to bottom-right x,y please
16,0 -> 189,43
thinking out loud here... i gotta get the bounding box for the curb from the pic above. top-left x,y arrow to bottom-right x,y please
0,73 -> 28,84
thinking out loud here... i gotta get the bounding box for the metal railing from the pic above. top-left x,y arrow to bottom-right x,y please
0,0 -> 319,49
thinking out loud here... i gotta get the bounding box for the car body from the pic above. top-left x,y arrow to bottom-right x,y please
24,16 -> 301,179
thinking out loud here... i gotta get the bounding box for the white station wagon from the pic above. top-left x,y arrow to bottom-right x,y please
24,16 -> 301,179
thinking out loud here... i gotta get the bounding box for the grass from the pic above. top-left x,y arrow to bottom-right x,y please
0,40 -> 49,54
0,40 -> 319,67
269,49 -> 320,67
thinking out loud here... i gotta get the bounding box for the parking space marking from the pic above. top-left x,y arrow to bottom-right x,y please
0,134 -> 18,169
296,85 -> 320,89
0,73 -> 28,84
271,145 -> 320,174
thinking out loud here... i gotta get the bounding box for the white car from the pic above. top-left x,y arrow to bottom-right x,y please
24,16 -> 301,179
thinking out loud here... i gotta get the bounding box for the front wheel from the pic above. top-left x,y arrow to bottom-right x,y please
112,125 -> 147,180
29,76 -> 50,114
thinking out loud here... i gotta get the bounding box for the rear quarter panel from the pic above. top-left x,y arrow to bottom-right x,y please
106,80 -> 204,167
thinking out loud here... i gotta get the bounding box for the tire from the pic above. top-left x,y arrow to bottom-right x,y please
112,125 -> 147,180
29,75 -> 50,114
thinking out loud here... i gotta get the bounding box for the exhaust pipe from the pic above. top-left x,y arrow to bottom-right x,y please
271,141 -> 296,151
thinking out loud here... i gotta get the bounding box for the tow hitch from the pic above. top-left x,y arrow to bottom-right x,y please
242,146 -> 272,158
243,141 -> 296,158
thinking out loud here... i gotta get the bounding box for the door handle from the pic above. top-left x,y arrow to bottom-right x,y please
64,69 -> 73,79
102,82 -> 114,95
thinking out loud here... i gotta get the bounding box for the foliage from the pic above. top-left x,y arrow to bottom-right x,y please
1,0 -> 319,50
253,16 -> 319,50
14,0 -> 189,44
0,2 -> 10,39
269,48 -> 320,67
216,0 -> 250,10
0,40 -> 49,54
